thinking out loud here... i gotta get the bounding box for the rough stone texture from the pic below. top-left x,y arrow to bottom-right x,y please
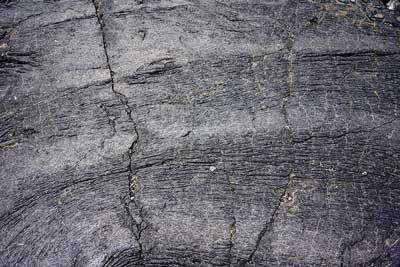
1,0 -> 400,266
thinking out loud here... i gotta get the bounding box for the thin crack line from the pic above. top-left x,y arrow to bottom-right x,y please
338,234 -> 366,267
240,173 -> 293,266
91,1 -> 145,265
281,3 -> 298,143
121,196 -> 147,265
293,117 -> 399,143
100,103 -> 116,134
91,0 -> 138,128
228,216 -> 237,267
91,0 -> 140,201
281,38 -> 294,136
91,0 -> 115,93
224,162 -> 237,267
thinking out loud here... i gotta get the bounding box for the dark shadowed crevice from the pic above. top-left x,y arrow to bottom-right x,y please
120,196 -> 148,266
90,0 -> 141,200
91,1 -> 146,265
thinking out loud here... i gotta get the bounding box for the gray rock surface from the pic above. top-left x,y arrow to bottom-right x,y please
1,0 -> 400,266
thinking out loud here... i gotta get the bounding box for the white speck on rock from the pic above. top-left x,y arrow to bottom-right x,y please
362,171 -> 367,176
387,0 -> 398,10
209,166 -> 216,172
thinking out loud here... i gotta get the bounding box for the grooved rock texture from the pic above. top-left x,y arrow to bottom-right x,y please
1,0 -> 400,266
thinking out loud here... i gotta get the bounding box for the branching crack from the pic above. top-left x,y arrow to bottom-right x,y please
91,0 -> 145,265
91,0 -> 137,129
121,196 -> 148,266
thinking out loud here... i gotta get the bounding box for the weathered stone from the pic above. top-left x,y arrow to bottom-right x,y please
1,0 -> 399,266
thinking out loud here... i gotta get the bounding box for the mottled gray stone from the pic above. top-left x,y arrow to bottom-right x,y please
1,0 -> 400,266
